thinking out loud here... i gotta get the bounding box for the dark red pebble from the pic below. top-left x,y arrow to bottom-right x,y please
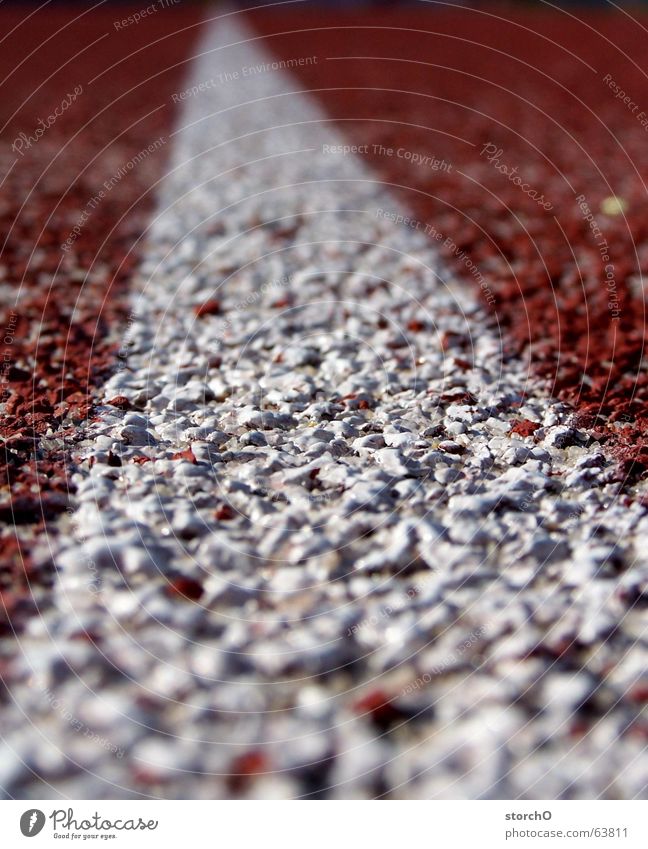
627,722 -> 648,741
407,319 -> 426,333
165,576 -> 204,602
195,299 -> 222,317
440,332 -> 469,351
132,765 -> 171,786
171,447 -> 197,464
510,419 -> 542,438
131,456 -> 152,465
69,629 -> 102,644
107,396 -> 131,410
569,720 -> 591,738
453,358 -> 473,371
627,685 -> 648,705
352,689 -> 403,729
226,750 -> 270,792
271,297 -> 292,309
215,504 -> 236,521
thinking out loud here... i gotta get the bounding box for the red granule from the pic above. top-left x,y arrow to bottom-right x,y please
107,396 -> 131,410
510,419 -> 542,438
627,685 -> 648,705
132,765 -> 172,786
271,297 -> 292,308
407,319 -> 426,333
226,750 -> 270,792
69,629 -> 102,644
171,447 -> 197,464
195,299 -> 222,317
352,689 -> 402,728
627,722 -> 648,741
568,720 -> 591,738
165,576 -> 204,602
215,504 -> 236,521
453,358 -> 473,371
131,456 -> 152,465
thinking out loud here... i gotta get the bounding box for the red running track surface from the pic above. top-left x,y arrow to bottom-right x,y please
0,5 -> 203,633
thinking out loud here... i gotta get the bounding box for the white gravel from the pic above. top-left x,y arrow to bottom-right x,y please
2,15 -> 647,800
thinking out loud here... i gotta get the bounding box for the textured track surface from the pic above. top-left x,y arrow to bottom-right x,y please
0,5 -> 202,633
1,13 -> 647,800
248,6 -> 648,479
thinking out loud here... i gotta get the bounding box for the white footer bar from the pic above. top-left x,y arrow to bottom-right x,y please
1,800 -> 646,848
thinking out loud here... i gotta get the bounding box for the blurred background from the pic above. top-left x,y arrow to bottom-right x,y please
3,1 -> 648,8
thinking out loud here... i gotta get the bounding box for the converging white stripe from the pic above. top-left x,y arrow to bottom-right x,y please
9,15 -> 645,801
